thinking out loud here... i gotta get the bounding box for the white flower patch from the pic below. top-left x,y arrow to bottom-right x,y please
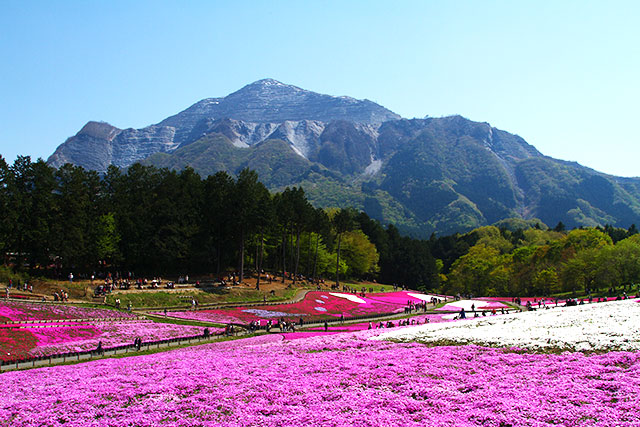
373,300 -> 640,351
329,293 -> 366,304
440,313 -> 459,320
438,299 -> 506,311
407,293 -> 444,302
243,309 -> 303,318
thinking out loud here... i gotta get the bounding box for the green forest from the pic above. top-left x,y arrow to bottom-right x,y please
1,155 -> 638,297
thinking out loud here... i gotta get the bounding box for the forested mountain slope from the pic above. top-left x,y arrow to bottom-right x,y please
47,80 -> 640,236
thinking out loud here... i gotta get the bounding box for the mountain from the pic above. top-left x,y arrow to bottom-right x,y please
48,79 -> 399,172
47,79 -> 640,236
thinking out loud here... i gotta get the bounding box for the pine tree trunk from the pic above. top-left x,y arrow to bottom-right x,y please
305,232 -> 312,277
256,228 -> 264,290
289,225 -> 295,275
255,236 -> 259,271
312,233 -> 320,282
293,227 -> 301,285
216,239 -> 221,277
336,232 -> 342,288
281,230 -> 286,283
239,228 -> 245,283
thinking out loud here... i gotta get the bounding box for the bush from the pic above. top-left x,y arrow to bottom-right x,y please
0,265 -> 28,285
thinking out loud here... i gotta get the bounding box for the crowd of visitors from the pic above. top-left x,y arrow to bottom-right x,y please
53,290 -> 69,302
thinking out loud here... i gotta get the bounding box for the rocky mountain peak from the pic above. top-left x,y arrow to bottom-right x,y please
45,80 -> 640,236
218,78 -> 398,124
77,121 -> 121,141
247,78 -> 293,88
155,79 -> 400,145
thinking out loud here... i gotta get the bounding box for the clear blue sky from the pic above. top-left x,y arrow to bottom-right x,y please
1,0 -> 638,177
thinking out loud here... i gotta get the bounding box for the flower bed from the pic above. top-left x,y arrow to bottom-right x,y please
436,299 -> 509,311
0,328 -> 38,362
479,296 -> 637,307
161,291 -> 436,324
366,291 -> 445,305
305,313 -> 456,333
0,326 -> 638,426
377,299 -> 640,352
29,321 -> 211,356
0,320 -> 215,361
0,301 -> 136,323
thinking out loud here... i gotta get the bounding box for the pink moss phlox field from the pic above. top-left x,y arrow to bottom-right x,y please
436,300 -> 508,311
281,331 -> 343,339
162,291 -> 430,324
28,321 -> 212,356
0,320 -> 217,360
1,329 -> 639,426
306,313 -> 454,332
365,291 -> 438,306
0,328 -> 37,361
480,297 -> 564,305
0,301 -> 136,323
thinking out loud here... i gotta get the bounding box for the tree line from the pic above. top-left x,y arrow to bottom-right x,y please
2,155 -> 638,297
0,156 -> 440,290
438,224 -> 640,297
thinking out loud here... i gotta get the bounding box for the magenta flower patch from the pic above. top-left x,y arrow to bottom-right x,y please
0,329 -> 638,426
162,291 -> 435,324
0,301 -> 136,323
0,318 -> 217,361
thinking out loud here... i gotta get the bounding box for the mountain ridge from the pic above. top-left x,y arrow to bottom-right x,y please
46,79 -> 640,236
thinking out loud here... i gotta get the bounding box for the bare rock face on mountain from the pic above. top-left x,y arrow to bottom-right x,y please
184,118 -> 279,149
47,121 -> 120,172
48,122 -> 178,172
267,120 -> 326,158
48,79 -> 399,171
313,121 -> 380,174
47,79 -> 640,235
159,78 -> 399,145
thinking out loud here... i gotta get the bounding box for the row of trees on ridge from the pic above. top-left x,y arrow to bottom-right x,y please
1,155 -> 638,297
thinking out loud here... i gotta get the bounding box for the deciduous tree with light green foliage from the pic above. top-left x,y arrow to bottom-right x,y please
533,268 -> 560,296
446,244 -> 502,296
340,230 -> 379,277
470,226 -> 513,253
563,228 -> 613,253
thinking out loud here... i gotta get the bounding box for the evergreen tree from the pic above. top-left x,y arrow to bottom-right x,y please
0,156 -> 10,259
332,208 -> 354,287
52,164 -> 102,271
202,171 -> 235,276
25,160 -> 56,269
232,169 -> 269,282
